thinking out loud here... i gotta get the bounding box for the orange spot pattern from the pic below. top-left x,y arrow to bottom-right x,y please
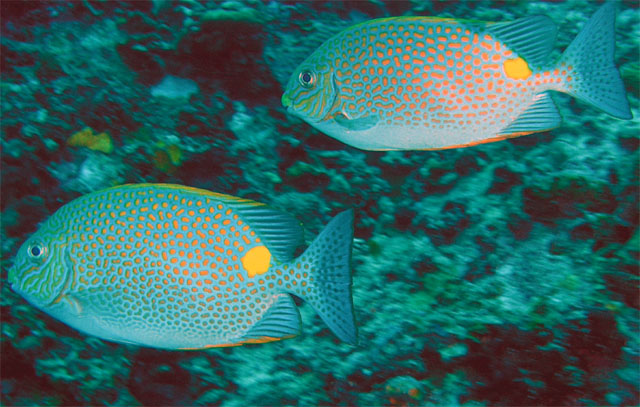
62,184 -> 315,345
326,17 -> 567,138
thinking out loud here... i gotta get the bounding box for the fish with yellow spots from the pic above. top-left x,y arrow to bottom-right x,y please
8,184 -> 357,349
282,2 -> 631,150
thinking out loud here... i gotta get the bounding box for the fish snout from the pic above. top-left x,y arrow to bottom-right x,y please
281,93 -> 292,108
7,264 -> 20,289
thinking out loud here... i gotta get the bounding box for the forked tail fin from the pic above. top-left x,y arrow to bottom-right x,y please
295,210 -> 357,344
558,1 -> 631,119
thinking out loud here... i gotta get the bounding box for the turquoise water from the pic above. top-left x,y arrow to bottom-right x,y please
1,1 -> 638,406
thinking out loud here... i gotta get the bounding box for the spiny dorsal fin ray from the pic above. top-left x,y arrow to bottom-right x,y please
227,204 -> 305,263
196,190 -> 305,264
487,15 -> 557,68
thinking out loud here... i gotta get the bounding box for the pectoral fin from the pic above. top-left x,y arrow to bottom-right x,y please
334,113 -> 378,131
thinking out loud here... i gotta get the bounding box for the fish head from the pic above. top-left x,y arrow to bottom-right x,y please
9,224 -> 72,311
282,55 -> 339,123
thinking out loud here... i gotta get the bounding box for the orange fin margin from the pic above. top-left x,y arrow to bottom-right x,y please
420,130 -> 546,151
178,335 -> 296,350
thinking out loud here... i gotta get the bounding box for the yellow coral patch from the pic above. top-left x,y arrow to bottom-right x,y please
166,144 -> 182,165
241,245 -> 271,278
67,127 -> 114,154
152,143 -> 182,174
503,57 -> 532,80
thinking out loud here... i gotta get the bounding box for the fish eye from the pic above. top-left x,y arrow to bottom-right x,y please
298,71 -> 316,88
27,243 -> 46,260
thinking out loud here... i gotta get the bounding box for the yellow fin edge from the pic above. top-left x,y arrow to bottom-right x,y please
178,335 -> 297,350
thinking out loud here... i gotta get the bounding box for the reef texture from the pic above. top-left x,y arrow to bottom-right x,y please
1,1 -> 638,406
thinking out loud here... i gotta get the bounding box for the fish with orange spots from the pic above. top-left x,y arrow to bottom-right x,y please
8,184 -> 357,349
282,2 -> 631,150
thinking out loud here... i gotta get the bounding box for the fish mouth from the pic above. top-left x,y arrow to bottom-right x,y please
282,93 -> 298,117
8,272 -> 30,303
7,265 -> 22,293
9,280 -> 21,294
281,93 -> 292,108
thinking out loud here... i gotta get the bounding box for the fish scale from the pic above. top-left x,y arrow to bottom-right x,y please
9,184 -> 357,349
282,2 -> 631,150
68,188 -> 266,336
333,18 -> 545,131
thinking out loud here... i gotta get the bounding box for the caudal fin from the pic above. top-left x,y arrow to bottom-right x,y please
297,210 -> 357,344
558,1 -> 631,119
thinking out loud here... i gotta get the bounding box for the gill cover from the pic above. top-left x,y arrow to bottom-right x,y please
9,237 -> 71,306
283,62 -> 338,122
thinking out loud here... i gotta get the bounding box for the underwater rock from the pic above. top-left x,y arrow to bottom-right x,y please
49,152 -> 124,193
384,375 -> 424,406
488,166 -> 523,194
116,41 -> 165,86
426,200 -> 470,246
200,2 -> 265,24
150,75 -> 199,100
174,19 -> 280,103
522,175 -> 618,224
128,351 -> 194,405
0,340 -> 77,406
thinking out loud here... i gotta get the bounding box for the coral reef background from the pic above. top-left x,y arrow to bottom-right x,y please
1,1 -> 638,406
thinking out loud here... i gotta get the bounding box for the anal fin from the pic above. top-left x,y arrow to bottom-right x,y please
498,92 -> 561,136
237,294 -> 301,344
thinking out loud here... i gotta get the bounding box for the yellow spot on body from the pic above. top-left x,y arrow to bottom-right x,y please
503,57 -> 531,80
241,245 -> 271,278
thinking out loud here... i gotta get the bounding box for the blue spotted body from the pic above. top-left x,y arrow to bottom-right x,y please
282,2 -> 631,150
9,184 -> 357,349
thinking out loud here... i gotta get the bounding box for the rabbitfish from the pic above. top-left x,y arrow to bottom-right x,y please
9,184 -> 357,349
282,2 -> 631,150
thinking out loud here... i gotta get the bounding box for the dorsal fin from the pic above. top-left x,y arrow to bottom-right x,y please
215,196 -> 305,263
145,184 -> 305,263
487,15 -> 557,68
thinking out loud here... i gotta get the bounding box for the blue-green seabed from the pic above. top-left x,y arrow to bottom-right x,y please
1,1 -> 638,406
